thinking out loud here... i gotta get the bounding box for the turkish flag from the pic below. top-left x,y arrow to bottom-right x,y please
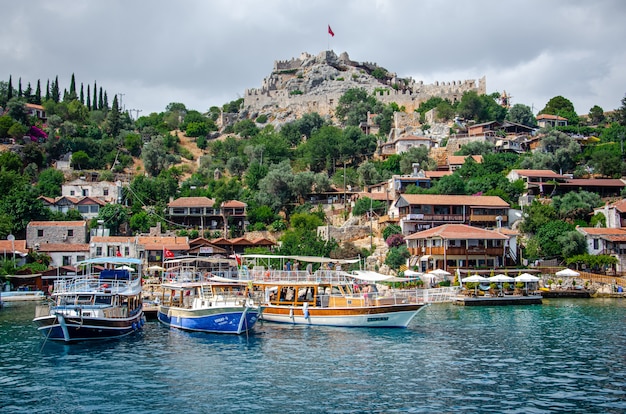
328,25 -> 334,37
116,250 -> 122,257
163,248 -> 175,258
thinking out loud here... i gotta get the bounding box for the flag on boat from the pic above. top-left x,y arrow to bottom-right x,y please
116,250 -> 122,257
235,254 -> 242,266
163,248 -> 175,258
328,25 -> 334,37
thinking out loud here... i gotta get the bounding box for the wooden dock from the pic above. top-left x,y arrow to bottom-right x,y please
453,294 -> 543,306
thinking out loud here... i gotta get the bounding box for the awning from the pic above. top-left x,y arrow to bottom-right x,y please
419,255 -> 432,262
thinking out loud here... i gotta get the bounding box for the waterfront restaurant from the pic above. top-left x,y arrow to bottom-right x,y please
405,224 -> 509,273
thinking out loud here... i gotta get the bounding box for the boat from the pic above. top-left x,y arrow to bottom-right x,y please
0,290 -> 45,302
156,257 -> 262,334
240,254 -> 426,328
33,257 -> 145,343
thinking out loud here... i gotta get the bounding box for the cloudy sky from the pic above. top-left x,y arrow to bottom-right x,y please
3,0 -> 625,117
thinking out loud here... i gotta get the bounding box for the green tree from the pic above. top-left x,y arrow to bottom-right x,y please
535,220 -> 575,258
335,88 -> 383,126
519,200 -> 558,234
590,149 -> 624,177
539,95 -> 579,125
588,105 -> 605,125
506,103 -> 537,127
36,168 -> 64,197
71,150 -> 91,170
385,245 -> 410,270
96,203 -> 129,236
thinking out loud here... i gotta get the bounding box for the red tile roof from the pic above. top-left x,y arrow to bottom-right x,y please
510,169 -> 565,178
36,243 -> 90,252
400,194 -> 509,207
167,197 -> 215,208
405,224 -> 509,240
222,200 -> 246,208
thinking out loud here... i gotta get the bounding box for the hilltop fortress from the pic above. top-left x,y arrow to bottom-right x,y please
243,50 -> 486,120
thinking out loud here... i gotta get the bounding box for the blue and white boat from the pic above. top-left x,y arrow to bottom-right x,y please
33,257 -> 145,343
157,279 -> 262,335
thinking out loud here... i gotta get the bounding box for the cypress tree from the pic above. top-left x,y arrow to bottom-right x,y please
103,91 -> 108,110
25,82 -> 33,102
18,77 -> 22,97
93,81 -> 98,110
51,76 -> 60,102
80,83 -> 84,104
35,80 -> 41,104
98,87 -> 103,110
7,76 -> 13,101
109,94 -> 121,136
87,84 -> 91,110
69,73 -> 77,100
45,79 -> 50,101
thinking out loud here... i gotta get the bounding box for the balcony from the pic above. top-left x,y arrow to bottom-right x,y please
402,213 -> 465,222
408,246 -> 505,256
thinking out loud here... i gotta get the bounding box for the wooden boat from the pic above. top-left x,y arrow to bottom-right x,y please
33,257 -> 145,343
241,254 -> 425,328
156,257 -> 262,334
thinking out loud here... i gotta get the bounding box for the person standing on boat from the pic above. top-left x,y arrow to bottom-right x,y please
363,285 -> 370,305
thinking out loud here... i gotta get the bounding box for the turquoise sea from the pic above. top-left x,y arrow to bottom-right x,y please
1,299 -> 625,413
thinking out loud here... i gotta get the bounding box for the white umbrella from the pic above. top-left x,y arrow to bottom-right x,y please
429,268 -> 451,276
462,274 -> 489,283
461,274 -> 489,296
147,265 -> 165,272
489,274 -> 515,283
515,274 -> 540,282
555,268 -> 579,277
115,265 -> 135,271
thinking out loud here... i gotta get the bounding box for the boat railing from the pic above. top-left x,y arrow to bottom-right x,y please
246,267 -> 351,285
393,286 -> 461,304
53,276 -> 137,295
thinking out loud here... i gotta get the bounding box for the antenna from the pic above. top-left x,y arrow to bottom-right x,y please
128,109 -> 142,120
117,93 -> 125,111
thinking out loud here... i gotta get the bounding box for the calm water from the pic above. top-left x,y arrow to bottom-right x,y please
1,299 -> 625,413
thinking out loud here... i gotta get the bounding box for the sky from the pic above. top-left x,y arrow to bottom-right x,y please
3,0 -> 626,118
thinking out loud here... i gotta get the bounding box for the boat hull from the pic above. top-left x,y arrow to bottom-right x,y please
33,312 -> 144,342
260,303 -> 425,328
157,305 -> 260,334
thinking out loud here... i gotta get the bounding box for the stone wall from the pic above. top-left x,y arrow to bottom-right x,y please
243,50 -> 486,120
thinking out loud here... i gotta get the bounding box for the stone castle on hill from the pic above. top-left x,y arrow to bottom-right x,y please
243,50 -> 486,120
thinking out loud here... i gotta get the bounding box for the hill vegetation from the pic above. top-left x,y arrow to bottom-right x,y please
1,66 -> 626,269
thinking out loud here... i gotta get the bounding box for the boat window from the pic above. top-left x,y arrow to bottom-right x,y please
95,295 -> 111,305
76,295 -> 93,304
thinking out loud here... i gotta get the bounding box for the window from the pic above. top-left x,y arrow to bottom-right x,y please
70,190 -> 75,196
68,229 -> 74,237
593,239 -> 599,250
96,247 -> 102,256
124,246 -> 130,256
62,256 -> 71,266
82,189 -> 89,196
103,188 -> 109,196
38,229 -> 44,237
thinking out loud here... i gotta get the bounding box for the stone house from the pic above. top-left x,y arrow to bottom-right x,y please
536,114 -> 568,128
62,178 -> 123,204
26,220 -> 89,248
594,199 -> 626,228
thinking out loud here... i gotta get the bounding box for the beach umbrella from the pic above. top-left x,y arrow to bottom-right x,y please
115,265 -> 134,271
147,265 -> 165,272
461,274 -> 489,295
555,268 -> 579,277
515,274 -> 540,282
515,274 -> 540,295
429,268 -> 451,276
489,274 -> 515,283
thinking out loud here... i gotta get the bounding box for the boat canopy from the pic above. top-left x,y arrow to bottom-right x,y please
76,257 -> 142,266
351,270 -> 421,283
241,254 -> 360,264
